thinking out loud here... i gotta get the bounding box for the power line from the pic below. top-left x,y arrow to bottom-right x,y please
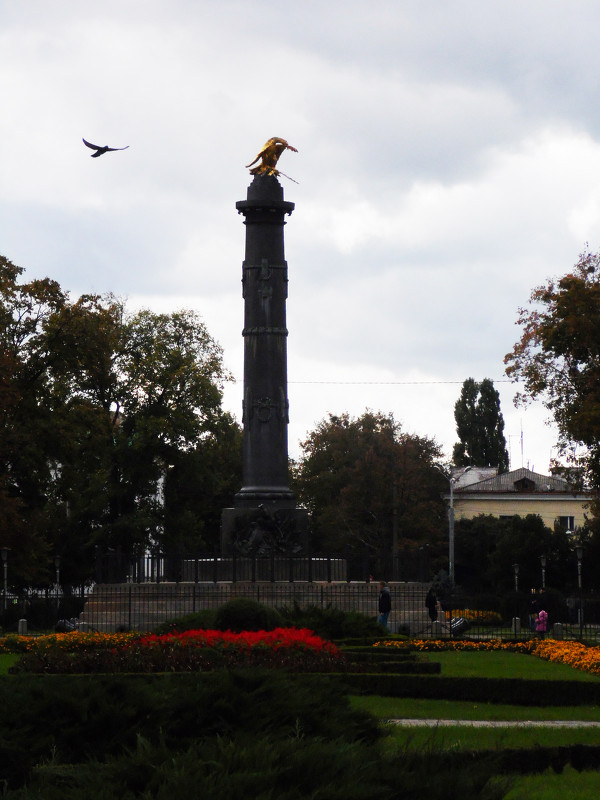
230,378 -> 516,386
286,379 -> 514,386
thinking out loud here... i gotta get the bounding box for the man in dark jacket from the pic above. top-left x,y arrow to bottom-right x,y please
378,581 -> 391,630
425,586 -> 438,622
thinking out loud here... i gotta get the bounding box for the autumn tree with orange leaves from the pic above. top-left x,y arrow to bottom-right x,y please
505,248 -> 600,494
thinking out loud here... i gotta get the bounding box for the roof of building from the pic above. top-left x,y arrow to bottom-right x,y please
453,467 -> 576,495
451,466 -> 498,488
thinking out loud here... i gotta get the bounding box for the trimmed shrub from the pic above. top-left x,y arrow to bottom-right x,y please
0,670 -> 380,790
342,673 -> 600,705
213,599 -> 283,632
151,609 -> 218,634
0,671 -> 513,799
278,602 -> 384,640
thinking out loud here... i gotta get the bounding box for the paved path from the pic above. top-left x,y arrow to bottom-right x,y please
387,719 -> 600,728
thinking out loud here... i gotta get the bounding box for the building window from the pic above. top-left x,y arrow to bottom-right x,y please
558,516 -> 575,531
514,477 -> 536,492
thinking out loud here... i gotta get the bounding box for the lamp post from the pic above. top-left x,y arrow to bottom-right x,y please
540,555 -> 547,591
512,562 -> 519,593
1,547 -> 9,612
576,545 -> 583,639
436,465 -> 472,585
54,556 -> 61,611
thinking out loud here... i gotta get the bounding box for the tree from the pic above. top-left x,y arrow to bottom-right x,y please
0,255 -> 241,587
454,513 -> 573,593
0,255 -> 68,584
46,303 -> 240,579
291,410 -> 446,575
163,413 -> 242,554
452,378 -> 509,471
505,248 -> 600,493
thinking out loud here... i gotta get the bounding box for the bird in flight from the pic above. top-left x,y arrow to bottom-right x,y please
82,138 -> 130,158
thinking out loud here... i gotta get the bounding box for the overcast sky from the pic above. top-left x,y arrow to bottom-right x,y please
3,0 -> 600,474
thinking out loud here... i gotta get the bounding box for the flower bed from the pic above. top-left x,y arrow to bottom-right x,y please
0,631 -> 139,654
532,639 -> 600,677
374,638 -> 600,677
443,609 -> 503,625
6,627 -> 343,674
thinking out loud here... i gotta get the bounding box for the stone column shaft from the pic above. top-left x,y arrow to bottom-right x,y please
235,175 -> 295,508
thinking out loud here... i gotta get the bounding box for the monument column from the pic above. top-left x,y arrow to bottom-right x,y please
221,144 -> 307,555
235,173 -> 295,507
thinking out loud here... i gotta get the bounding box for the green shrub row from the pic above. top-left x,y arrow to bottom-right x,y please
341,674 -> 600,705
0,671 -> 510,799
0,671 -> 378,790
340,646 -> 414,661
152,599 -> 387,641
433,744 -> 600,777
2,733 -> 511,800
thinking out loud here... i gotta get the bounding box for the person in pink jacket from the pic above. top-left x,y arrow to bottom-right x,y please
535,608 -> 548,638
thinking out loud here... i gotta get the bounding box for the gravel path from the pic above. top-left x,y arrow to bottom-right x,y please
387,719 -> 600,727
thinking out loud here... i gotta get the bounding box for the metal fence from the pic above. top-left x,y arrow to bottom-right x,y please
2,580 -> 599,643
94,548 -> 432,585
29,582 -> 600,640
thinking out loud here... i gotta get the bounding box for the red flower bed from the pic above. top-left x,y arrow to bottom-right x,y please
138,627 -> 338,653
9,627 -> 342,674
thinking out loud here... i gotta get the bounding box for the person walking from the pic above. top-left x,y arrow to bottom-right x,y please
535,608 -> 548,639
529,589 -> 540,632
378,581 -> 391,630
425,586 -> 438,623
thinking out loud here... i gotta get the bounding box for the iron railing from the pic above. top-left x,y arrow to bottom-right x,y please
94,548 -> 432,585
1,582 -> 596,640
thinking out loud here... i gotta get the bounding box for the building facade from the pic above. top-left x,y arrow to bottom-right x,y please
450,467 -> 590,531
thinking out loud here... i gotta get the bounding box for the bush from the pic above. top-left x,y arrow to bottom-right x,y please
343,673 -> 600,705
0,672 -> 509,799
278,602 -> 384,640
213,599 -> 283,632
10,732 -> 512,799
0,670 -> 380,790
151,609 -> 218,634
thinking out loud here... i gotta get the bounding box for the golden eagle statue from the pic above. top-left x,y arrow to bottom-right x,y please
245,137 -> 298,182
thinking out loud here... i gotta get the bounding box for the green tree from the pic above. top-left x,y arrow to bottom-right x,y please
163,413 -> 242,554
454,513 -> 573,593
452,377 -> 509,470
0,255 -> 241,587
46,303 -> 239,580
292,410 -> 446,574
0,255 -> 68,584
505,248 -> 600,495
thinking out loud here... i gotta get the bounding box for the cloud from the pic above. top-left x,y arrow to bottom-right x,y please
2,0 -> 599,474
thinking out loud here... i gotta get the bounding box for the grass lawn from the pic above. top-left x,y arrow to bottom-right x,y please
421,650 -> 600,681
380,721 -> 600,753
350,695 -> 600,722
351,695 -> 600,751
0,654 -> 18,674
351,649 -> 600,754
502,767 -> 600,799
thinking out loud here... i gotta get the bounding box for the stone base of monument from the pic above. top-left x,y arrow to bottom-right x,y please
220,505 -> 309,556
